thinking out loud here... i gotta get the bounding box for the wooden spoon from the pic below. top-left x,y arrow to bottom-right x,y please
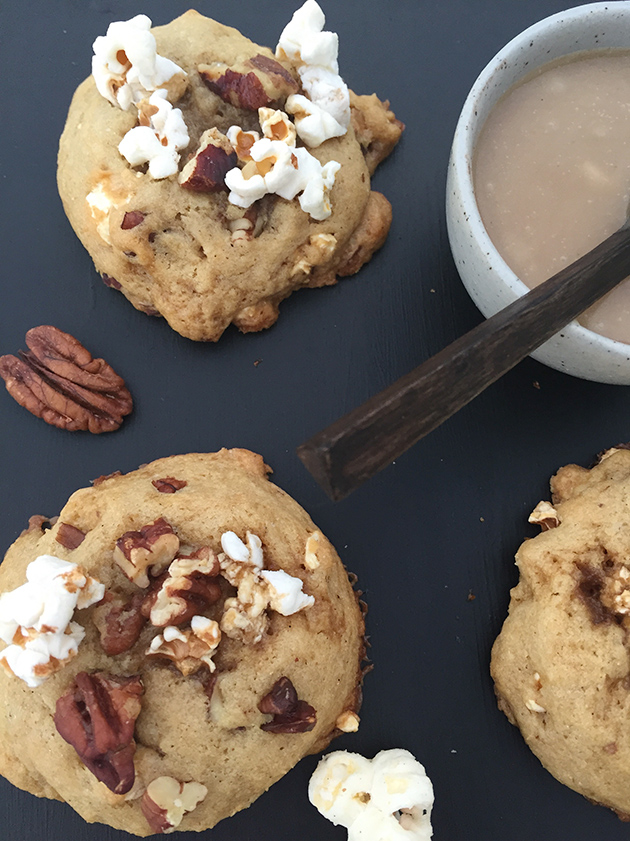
297,222 -> 630,501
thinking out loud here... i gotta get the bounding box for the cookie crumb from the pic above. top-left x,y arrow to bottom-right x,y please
254,358 -> 262,367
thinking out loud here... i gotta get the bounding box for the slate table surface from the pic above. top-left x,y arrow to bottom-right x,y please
2,1 -> 630,839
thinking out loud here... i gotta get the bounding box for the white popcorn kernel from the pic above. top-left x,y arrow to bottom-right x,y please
309,749 -> 434,841
92,14 -> 186,111
260,569 -> 315,615
220,531 -> 263,567
118,89 -> 189,179
299,65 -> 350,129
286,93 -> 345,147
276,0 -> 339,73
258,107 -> 297,145
226,136 -> 340,220
0,556 -> 104,688
298,156 -> 339,220
226,126 -> 260,161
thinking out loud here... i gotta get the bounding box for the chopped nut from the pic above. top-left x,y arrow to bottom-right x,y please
336,710 -> 360,733
525,699 -> 546,714
528,500 -> 560,531
55,523 -> 86,550
121,211 -> 145,229
261,699 -> 317,734
54,671 -> 143,794
93,593 -> 147,656
178,128 -> 237,192
92,470 -> 122,486
141,776 -> 207,834
258,676 -> 298,715
114,518 -> 180,588
199,54 -> 297,111
258,675 -> 316,733
147,617 -> 221,675
149,547 -> 222,627
304,531 -> 321,570
101,273 -> 122,290
220,596 -> 268,645
0,326 -> 133,433
152,477 -> 187,493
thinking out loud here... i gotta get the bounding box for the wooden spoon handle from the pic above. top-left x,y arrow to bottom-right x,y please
297,223 -> 630,500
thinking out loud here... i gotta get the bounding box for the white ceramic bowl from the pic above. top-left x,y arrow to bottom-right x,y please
446,2 -> 630,384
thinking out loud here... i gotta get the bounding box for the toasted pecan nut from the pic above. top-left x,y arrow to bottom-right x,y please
114,518 -> 180,588
55,523 -> 86,550
149,547 -> 222,627
258,676 -> 298,715
93,593 -> 147,656
261,699 -> 317,734
0,326 -> 133,433
141,776 -> 207,834
259,676 -> 317,733
54,671 -> 143,794
121,211 -> 145,230
199,53 -> 298,110
152,477 -> 187,493
179,129 -> 237,192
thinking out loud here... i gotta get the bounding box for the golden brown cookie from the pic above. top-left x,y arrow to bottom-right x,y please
0,450 -> 365,835
491,446 -> 630,819
57,8 -> 403,341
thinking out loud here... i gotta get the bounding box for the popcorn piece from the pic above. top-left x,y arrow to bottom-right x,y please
258,107 -> 297,145
227,126 -> 260,162
309,749 -> 434,841
225,138 -> 340,220
118,90 -> 190,179
261,569 -> 315,615
92,14 -> 187,111
0,556 -> 105,688
298,66 -> 350,129
286,93 -> 346,147
218,529 -> 314,643
276,0 -> 339,73
86,181 -> 131,244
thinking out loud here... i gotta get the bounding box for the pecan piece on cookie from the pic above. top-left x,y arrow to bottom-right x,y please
114,518 -> 180,588
93,593 -> 147,656
179,129 -> 237,192
152,477 -> 187,493
259,676 -> 317,733
55,523 -> 86,550
0,325 -> 133,433
149,547 -> 222,627
141,776 -> 207,834
198,53 -> 298,110
54,671 -> 143,794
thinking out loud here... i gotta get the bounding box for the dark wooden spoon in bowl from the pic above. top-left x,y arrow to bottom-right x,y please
297,221 -> 630,501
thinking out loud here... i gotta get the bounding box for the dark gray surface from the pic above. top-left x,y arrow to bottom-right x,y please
1,1 -> 630,839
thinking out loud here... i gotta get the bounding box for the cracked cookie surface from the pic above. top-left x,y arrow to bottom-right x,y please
491,447 -> 630,819
0,450 -> 365,835
57,10 -> 402,341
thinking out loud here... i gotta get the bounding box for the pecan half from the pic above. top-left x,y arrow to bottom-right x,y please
259,676 -> 317,733
114,519 -> 180,588
55,523 -> 86,550
152,477 -> 187,494
199,53 -> 298,110
0,326 -> 133,433
93,593 -> 147,656
54,671 -> 143,794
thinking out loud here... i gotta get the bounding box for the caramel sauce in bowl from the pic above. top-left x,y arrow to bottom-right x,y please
446,2 -> 630,384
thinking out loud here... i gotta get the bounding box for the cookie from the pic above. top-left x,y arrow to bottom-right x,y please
0,450 -> 365,835
491,446 -> 630,818
57,5 -> 403,341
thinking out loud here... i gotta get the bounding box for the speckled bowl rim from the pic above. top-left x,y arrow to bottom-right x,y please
448,1 -> 630,381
